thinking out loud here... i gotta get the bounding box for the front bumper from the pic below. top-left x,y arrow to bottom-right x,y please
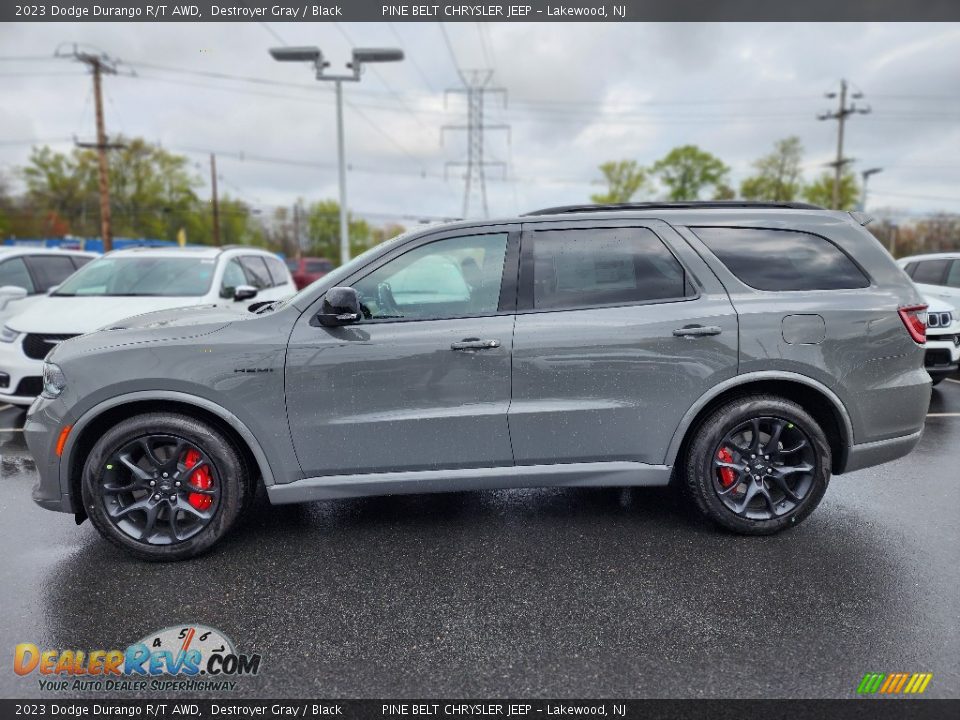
25,395 -> 76,514
924,337 -> 960,380
0,339 -> 44,405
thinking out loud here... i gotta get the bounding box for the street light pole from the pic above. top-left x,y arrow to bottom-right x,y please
269,46 -> 403,267
334,78 -> 348,267
859,167 -> 882,212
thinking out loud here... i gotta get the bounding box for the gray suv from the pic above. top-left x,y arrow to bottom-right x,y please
26,202 -> 932,560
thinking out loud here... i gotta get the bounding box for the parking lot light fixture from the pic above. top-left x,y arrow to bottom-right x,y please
269,45 -> 404,267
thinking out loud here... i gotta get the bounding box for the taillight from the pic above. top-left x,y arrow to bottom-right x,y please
898,304 -> 928,344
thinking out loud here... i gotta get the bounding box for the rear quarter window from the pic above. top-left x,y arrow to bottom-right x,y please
693,227 -> 870,291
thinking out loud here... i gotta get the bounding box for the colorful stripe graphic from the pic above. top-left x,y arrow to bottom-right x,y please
857,672 -> 933,695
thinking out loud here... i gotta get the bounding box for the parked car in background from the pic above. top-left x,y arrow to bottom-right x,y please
0,247 -> 97,325
919,295 -> 960,385
286,256 -> 334,289
26,202 -> 932,560
0,245 -> 294,405
897,252 -> 960,307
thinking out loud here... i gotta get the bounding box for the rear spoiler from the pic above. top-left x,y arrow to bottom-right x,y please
849,211 -> 873,226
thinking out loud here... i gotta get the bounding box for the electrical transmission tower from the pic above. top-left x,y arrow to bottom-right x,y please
817,79 -> 871,210
443,70 -> 509,219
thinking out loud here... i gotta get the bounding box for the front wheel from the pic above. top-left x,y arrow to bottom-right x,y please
81,413 -> 248,561
682,395 -> 831,535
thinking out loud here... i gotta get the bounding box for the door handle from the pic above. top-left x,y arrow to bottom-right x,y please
451,338 -> 501,351
673,325 -> 722,338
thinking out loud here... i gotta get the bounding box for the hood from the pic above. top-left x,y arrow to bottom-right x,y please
922,294 -> 955,314
100,303 -> 252,331
5,296 -> 243,334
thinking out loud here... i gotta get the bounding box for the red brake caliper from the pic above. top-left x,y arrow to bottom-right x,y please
183,449 -> 213,511
716,447 -> 736,488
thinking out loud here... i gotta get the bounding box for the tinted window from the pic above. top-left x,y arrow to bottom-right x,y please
240,256 -> 272,289
264,256 -> 290,286
0,258 -> 35,293
694,227 -> 869,291
353,233 -> 508,321
25,255 -> 78,292
531,227 -> 691,311
72,255 -> 94,269
910,259 -> 950,286
943,261 -> 960,289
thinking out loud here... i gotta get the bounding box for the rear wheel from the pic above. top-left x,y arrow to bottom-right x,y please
81,413 -> 247,561
683,395 -> 831,535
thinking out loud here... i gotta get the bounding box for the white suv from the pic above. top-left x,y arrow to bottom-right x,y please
0,246 -> 98,325
0,245 -> 295,405
920,295 -> 960,386
897,252 -> 960,306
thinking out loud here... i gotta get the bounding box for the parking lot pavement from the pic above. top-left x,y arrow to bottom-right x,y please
1,381 -> 958,700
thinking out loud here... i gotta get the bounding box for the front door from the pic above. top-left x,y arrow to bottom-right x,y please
286,227 -> 518,478
509,220 -> 739,467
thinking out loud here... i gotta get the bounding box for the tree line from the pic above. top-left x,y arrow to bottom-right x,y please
591,137 -> 858,208
0,138 -> 402,262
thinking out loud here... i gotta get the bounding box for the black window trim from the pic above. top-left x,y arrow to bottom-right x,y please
239,254 -> 274,289
689,224 -> 874,293
308,224 -> 522,327
515,223 -> 701,315
23,254 -> 86,294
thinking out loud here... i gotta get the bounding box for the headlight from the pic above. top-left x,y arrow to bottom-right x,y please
41,361 -> 66,399
0,325 -> 19,343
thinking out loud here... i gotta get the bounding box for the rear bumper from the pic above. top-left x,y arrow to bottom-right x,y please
840,429 -> 924,474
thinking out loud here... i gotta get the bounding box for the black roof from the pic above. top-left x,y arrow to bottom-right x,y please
523,201 -> 824,216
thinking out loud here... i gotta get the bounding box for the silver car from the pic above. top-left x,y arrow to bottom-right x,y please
26,202 -> 932,560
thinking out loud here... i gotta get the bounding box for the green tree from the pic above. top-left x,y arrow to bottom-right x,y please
21,145 -> 99,236
802,171 -> 860,210
651,145 -> 729,201
306,200 -> 373,264
739,136 -> 804,202
590,160 -> 648,204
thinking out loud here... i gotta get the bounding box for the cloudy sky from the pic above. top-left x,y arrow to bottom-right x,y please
0,21 -> 958,227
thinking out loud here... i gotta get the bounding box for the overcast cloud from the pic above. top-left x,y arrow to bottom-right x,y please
0,21 -> 958,227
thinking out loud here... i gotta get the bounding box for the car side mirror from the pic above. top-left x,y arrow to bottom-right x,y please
317,287 -> 362,327
233,285 -> 258,302
0,285 -> 28,312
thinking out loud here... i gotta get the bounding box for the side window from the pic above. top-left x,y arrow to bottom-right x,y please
72,255 -> 94,269
25,255 -> 79,292
264,256 -> 291,287
530,227 -> 691,311
903,262 -> 917,278
946,261 -> 960,289
353,233 -> 508,321
220,258 -> 247,297
693,227 -> 870,291
240,256 -> 272,289
0,258 -> 36,294
911,259 -> 950,286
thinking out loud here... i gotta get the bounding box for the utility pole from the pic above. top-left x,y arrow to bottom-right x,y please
293,201 -> 302,261
817,79 -> 871,210
443,69 -> 509,219
210,153 -> 221,246
62,46 -> 124,252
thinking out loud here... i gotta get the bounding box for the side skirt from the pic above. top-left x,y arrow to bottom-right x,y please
267,461 -> 672,504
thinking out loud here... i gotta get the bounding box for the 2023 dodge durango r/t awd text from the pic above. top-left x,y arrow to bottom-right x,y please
26,202 -> 932,560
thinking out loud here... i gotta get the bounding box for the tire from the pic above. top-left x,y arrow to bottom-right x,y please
682,395 -> 831,535
81,413 -> 248,561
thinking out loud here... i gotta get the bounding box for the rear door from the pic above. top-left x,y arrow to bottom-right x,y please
508,219 -> 739,467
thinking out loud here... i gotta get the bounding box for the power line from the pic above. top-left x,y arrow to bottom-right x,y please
438,23 -> 463,82
388,22 -> 437,92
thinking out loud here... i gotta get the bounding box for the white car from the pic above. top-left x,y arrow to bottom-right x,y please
897,252 -> 960,307
0,245 -> 295,405
920,294 -> 960,386
0,246 -> 98,325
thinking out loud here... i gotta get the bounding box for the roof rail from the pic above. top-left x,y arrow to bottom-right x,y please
523,201 -> 824,216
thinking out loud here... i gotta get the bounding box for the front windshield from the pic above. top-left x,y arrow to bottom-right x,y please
54,256 -> 217,297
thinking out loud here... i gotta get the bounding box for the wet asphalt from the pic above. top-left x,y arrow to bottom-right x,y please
0,381 -> 958,700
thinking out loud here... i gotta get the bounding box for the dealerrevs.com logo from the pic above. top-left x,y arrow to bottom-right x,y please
14,625 -> 262,693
